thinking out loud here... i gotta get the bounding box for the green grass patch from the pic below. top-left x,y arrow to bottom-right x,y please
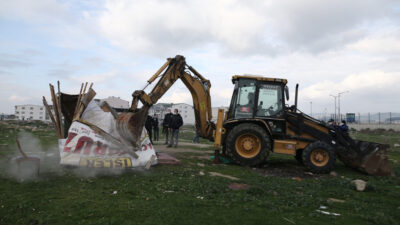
0,122 -> 399,224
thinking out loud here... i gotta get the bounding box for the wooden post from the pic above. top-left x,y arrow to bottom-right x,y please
42,97 -> 57,129
49,84 -> 62,139
56,81 -> 64,138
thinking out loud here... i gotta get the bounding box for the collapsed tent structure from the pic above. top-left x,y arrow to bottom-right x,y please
44,82 -> 157,169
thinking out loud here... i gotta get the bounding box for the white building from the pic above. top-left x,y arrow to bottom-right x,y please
15,104 -> 49,121
101,96 -> 130,109
170,103 -> 195,125
211,106 -> 229,122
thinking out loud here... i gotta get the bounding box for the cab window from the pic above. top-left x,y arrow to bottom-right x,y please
256,84 -> 282,117
234,80 -> 256,118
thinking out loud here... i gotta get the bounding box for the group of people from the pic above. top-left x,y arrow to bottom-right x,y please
163,109 -> 183,147
145,108 -> 184,148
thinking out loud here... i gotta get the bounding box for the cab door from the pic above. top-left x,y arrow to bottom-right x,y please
255,82 -> 286,135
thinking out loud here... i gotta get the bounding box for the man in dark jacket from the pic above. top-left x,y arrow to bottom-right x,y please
167,109 -> 183,148
145,115 -> 153,144
339,120 -> 349,134
153,114 -> 159,141
163,109 -> 173,144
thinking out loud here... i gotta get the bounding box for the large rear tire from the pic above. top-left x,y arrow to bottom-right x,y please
226,123 -> 271,166
302,141 -> 335,174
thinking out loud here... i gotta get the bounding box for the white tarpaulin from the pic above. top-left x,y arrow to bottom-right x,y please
58,100 -> 157,168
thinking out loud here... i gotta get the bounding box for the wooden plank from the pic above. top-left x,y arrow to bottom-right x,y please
16,139 -> 28,159
74,83 -> 84,118
74,82 -> 88,120
42,96 -> 57,128
145,155 -> 156,170
73,88 -> 96,121
100,101 -> 118,119
56,81 -> 64,138
49,84 -> 62,138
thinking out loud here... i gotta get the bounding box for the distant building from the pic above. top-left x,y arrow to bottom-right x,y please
0,114 -> 16,120
101,96 -> 129,109
149,103 -> 172,122
14,104 -> 52,121
211,106 -> 229,122
170,103 -> 195,125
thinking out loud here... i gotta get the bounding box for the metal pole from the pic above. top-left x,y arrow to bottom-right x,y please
390,112 -> 392,124
330,95 -> 337,122
368,112 -> 370,124
310,101 -> 312,117
338,95 -> 340,121
337,91 -> 349,122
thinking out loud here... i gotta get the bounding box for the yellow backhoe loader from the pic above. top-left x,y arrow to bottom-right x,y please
116,55 -> 393,175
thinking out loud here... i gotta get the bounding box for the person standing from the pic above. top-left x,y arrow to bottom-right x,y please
163,109 -> 173,144
168,109 -> 183,148
192,125 -> 200,143
145,115 -> 153,144
153,114 -> 159,142
339,120 -> 349,134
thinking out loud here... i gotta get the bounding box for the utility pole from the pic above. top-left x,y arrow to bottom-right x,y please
337,91 -> 349,122
310,101 -> 312,117
330,94 -> 337,122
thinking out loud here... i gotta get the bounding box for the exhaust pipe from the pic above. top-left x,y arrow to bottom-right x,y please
294,84 -> 299,111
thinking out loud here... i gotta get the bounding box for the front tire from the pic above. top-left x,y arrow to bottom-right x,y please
302,141 -> 335,173
226,123 -> 271,166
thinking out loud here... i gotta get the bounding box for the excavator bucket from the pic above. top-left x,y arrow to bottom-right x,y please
116,106 -> 150,149
337,141 -> 393,176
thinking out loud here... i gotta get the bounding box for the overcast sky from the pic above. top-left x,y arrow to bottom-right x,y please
0,0 -> 399,116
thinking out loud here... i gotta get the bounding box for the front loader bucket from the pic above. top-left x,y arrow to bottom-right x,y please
116,106 -> 149,149
337,141 -> 393,176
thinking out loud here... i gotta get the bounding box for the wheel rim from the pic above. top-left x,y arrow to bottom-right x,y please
235,133 -> 261,158
310,149 -> 329,167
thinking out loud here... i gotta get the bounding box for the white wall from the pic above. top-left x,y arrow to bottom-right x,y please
102,96 -> 129,109
212,106 -> 229,122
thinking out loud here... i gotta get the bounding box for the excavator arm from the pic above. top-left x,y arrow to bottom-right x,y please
116,55 -> 215,148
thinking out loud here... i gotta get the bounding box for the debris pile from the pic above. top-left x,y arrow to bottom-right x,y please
44,81 -> 157,169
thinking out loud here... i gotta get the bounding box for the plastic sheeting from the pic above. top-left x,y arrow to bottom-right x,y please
58,100 -> 157,168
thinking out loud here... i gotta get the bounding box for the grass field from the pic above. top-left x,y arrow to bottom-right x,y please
0,121 -> 400,225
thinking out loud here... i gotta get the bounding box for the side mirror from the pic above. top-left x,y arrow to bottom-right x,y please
285,86 -> 289,101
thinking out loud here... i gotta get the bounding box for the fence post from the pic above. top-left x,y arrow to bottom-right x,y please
379,112 -> 381,124
368,112 -> 370,124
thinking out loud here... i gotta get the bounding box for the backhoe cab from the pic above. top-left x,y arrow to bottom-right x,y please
218,75 -> 392,175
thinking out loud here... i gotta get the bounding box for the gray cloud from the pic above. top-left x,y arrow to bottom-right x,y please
0,55 -> 32,68
267,0 -> 398,52
95,0 -> 400,56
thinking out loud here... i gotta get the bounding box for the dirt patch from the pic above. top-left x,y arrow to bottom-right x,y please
256,162 -> 324,179
155,145 -> 213,155
188,155 -> 211,160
